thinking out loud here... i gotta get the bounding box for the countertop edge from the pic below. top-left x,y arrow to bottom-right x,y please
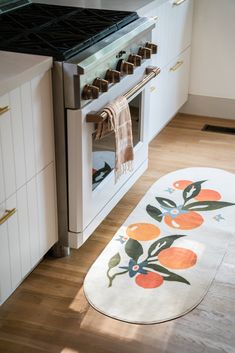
0,52 -> 53,97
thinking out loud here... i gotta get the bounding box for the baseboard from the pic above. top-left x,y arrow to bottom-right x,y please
180,94 -> 235,120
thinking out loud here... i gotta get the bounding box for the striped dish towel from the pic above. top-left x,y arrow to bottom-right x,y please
95,96 -> 134,181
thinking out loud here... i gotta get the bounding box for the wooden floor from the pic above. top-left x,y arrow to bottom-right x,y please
1,113 -> 235,353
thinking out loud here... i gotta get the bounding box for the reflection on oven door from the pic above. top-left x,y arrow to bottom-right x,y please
92,93 -> 142,190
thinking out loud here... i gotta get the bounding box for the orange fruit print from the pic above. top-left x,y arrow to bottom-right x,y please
135,272 -> 164,288
195,189 -> 221,201
164,211 -> 204,230
126,223 -> 160,241
173,180 -> 193,190
158,247 -> 197,269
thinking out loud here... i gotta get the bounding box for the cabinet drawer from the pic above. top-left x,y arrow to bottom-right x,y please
144,2 -> 168,69
166,0 -> 193,63
0,96 -> 16,203
31,71 -> 54,174
36,162 -> 58,256
0,70 -> 54,203
0,162 -> 58,305
148,67 -> 167,141
148,48 -> 190,141
165,47 -> 191,120
0,196 -> 21,304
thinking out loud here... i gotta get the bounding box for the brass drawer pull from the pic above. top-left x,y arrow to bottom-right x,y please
0,208 -> 17,225
0,106 -> 10,116
170,61 -> 184,72
173,0 -> 186,5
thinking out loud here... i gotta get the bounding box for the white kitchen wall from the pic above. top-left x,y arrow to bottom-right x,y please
181,0 -> 235,119
189,0 -> 235,99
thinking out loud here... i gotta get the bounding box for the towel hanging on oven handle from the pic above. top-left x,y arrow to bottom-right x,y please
86,66 -> 160,123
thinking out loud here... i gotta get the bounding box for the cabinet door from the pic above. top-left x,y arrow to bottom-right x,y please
0,202 -> 12,304
0,94 -> 16,200
27,177 -> 41,267
9,88 -> 27,190
17,185 -> 31,276
6,194 -> 22,290
0,140 -> 5,204
0,185 -> 37,304
0,194 -> 22,304
36,163 -> 58,256
166,0 -> 193,63
148,67 -> 168,141
165,47 -> 191,121
31,71 -> 54,173
144,2 -> 168,69
21,81 -> 36,181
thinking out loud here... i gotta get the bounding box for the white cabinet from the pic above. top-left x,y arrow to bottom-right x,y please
0,70 -> 58,305
164,47 -> 191,122
0,163 -> 57,304
31,72 -> 54,173
188,0 -> 235,100
0,71 -> 54,196
166,0 -> 193,63
0,100 -> 16,202
148,66 -> 167,140
36,163 -> 58,256
0,207 -> 12,303
145,3 -> 168,69
146,0 -> 193,141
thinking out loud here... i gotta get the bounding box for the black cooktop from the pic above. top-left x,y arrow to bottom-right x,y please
0,3 -> 138,60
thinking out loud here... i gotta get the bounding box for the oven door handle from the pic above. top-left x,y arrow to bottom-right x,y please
86,66 -> 160,123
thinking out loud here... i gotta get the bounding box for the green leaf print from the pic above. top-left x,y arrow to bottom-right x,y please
145,263 -> 190,285
148,234 -> 186,258
156,197 -> 177,209
108,253 -> 121,269
183,180 -> 207,204
183,200 -> 235,211
125,238 -> 143,262
146,204 -> 163,222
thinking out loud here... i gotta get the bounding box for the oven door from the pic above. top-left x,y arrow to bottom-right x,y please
67,65 -> 157,247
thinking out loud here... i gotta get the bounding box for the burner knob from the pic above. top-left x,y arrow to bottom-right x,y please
116,59 -> 134,75
138,47 -> 152,59
93,78 -> 109,92
128,54 -> 142,67
105,69 -> 121,83
146,42 -> 158,54
82,84 -> 99,100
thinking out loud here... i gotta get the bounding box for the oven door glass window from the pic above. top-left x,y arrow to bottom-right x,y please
92,92 -> 142,190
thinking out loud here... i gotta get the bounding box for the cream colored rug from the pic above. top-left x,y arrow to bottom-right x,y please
84,168 -> 235,324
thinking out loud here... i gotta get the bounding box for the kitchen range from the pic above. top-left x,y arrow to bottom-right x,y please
0,0 -> 159,254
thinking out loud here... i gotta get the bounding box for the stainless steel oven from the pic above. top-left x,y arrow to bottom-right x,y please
65,44 -> 160,248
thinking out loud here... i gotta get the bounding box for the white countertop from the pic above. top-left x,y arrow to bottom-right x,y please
0,51 -> 53,96
33,0 -> 166,15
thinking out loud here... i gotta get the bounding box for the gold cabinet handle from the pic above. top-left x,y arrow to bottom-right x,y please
170,61 -> 184,72
173,0 -> 186,5
0,106 -> 10,116
0,208 -> 17,225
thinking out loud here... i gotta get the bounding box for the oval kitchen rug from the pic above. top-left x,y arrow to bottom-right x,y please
84,168 -> 235,324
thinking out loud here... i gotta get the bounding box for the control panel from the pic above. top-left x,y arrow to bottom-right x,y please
81,42 -> 158,100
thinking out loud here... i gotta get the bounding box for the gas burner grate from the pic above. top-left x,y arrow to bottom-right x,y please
0,3 -> 138,60
202,124 -> 235,135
